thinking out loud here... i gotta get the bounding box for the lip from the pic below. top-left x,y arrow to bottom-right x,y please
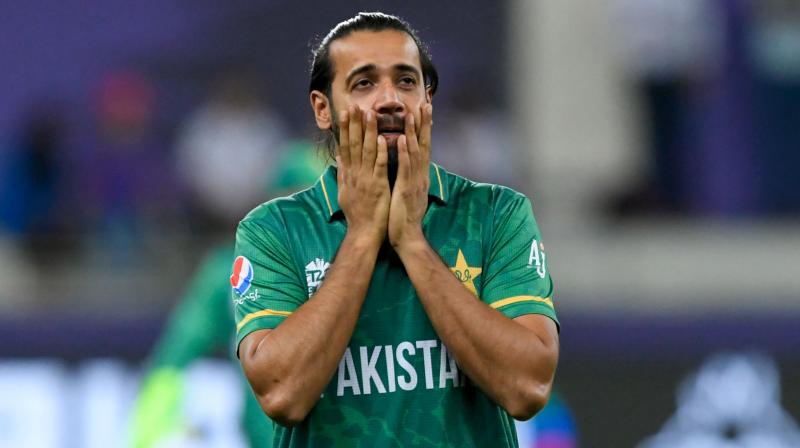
377,114 -> 405,134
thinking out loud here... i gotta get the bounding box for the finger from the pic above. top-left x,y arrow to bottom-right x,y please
335,155 -> 346,206
337,110 -> 350,167
336,155 -> 347,189
375,134 -> 388,178
348,106 -> 362,169
419,104 -> 432,167
397,134 -> 411,183
362,110 -> 377,168
404,113 -> 420,173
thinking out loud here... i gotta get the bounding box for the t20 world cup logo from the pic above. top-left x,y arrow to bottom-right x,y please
305,258 -> 330,297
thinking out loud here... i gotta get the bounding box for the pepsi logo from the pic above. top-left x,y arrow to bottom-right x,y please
230,256 -> 254,296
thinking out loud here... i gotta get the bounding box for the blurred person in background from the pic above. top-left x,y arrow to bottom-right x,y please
77,69 -> 180,261
610,0 -> 800,217
175,70 -> 289,233
639,353 -> 800,447
0,105 -> 74,263
233,12 -> 559,447
750,0 -> 800,214
609,0 -> 722,216
515,392 -> 579,448
129,141 -> 325,448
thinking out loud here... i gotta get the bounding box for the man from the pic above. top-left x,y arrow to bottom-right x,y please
233,12 -> 559,447
129,142 -> 325,448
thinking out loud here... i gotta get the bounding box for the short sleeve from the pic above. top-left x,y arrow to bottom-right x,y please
232,219 -> 307,350
481,192 -> 559,330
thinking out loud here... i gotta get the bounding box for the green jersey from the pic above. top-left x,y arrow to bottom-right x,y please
131,142 -> 324,448
130,245 -> 273,448
232,163 -> 558,448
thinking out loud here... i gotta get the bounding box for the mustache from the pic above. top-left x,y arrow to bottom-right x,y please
377,114 -> 405,132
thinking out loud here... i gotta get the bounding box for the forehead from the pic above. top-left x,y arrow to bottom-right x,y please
328,30 -> 422,80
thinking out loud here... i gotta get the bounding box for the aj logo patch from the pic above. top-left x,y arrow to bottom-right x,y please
528,239 -> 546,279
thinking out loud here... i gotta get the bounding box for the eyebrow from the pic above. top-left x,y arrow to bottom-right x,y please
344,64 -> 376,87
344,63 -> 422,86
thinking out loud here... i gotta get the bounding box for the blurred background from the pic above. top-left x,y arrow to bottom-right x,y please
1,0 -> 799,447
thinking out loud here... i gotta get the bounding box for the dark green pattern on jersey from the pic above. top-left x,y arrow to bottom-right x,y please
232,163 -> 558,448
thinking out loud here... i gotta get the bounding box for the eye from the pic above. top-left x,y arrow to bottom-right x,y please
399,76 -> 417,88
353,78 -> 373,90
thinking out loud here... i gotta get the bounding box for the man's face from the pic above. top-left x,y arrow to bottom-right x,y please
324,29 -> 430,157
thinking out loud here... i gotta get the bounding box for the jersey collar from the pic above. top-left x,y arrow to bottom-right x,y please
317,162 -> 449,222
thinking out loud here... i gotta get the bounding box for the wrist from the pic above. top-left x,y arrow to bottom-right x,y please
344,227 -> 384,252
391,228 -> 428,259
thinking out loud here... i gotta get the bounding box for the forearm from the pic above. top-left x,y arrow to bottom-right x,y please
396,238 -> 558,419
242,232 -> 380,424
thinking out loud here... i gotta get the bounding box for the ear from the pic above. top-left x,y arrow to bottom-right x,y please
310,90 -> 332,130
425,86 -> 433,103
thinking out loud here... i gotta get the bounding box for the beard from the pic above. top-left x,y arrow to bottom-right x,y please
330,108 -> 403,189
387,144 -> 399,189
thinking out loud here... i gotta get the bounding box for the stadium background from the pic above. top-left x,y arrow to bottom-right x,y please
1,1 -> 800,446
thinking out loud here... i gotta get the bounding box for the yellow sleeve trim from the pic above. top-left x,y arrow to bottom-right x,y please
434,164 -> 444,198
237,309 -> 292,332
319,174 -> 334,216
490,295 -> 553,310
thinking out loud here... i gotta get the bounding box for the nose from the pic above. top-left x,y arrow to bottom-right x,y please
375,81 -> 404,115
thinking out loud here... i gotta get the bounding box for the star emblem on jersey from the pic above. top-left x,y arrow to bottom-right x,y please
450,249 -> 482,295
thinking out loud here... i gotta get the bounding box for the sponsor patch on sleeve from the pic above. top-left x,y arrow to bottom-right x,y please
230,256 -> 254,296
